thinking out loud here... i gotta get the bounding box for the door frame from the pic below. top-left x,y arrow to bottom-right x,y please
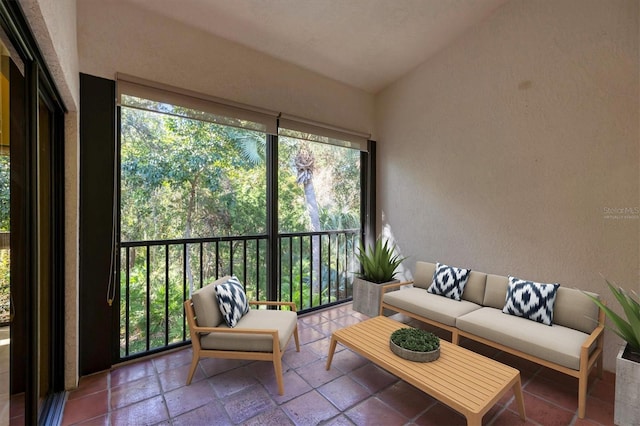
0,1 -> 66,424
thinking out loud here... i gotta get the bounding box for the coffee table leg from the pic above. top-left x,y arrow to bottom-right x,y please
513,377 -> 526,421
466,415 -> 481,426
326,336 -> 338,370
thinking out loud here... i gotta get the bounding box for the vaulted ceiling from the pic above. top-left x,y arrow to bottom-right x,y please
121,0 -> 509,93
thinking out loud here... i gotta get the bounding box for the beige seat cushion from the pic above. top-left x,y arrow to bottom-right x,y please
457,307 -> 594,370
191,275 -> 231,327
383,287 -> 482,327
200,309 -> 298,352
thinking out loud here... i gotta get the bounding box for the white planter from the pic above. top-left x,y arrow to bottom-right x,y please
352,277 -> 397,318
615,344 -> 640,426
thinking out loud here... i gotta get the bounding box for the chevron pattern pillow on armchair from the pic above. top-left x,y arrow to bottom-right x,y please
214,276 -> 250,327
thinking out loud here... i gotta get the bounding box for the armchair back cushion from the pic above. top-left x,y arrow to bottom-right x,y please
192,275 -> 230,327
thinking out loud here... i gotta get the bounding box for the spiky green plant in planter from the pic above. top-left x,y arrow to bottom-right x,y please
584,280 -> 640,425
584,280 -> 640,357
355,237 -> 406,283
352,237 -> 407,317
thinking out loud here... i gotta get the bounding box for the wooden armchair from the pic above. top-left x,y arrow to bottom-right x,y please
184,275 -> 300,395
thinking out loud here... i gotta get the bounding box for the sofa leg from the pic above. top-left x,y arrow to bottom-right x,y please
597,357 -> 603,379
578,376 -> 588,419
451,331 -> 459,345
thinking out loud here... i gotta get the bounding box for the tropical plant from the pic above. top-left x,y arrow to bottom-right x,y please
355,237 -> 406,283
585,280 -> 640,352
391,328 -> 440,352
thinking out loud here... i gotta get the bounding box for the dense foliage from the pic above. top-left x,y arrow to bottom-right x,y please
119,104 -> 362,355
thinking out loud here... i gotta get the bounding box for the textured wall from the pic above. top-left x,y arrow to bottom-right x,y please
76,0 -> 374,135
375,0 -> 639,372
20,0 -> 79,110
19,0 -> 80,389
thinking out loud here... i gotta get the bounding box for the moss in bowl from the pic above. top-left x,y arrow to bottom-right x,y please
389,328 -> 440,362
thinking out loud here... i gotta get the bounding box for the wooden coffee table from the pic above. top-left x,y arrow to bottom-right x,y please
326,316 -> 526,426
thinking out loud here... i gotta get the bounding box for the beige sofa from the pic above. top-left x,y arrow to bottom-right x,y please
380,261 -> 605,419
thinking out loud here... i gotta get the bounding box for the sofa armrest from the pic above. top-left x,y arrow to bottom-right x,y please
579,324 -> 605,371
581,325 -> 605,350
381,280 -> 414,293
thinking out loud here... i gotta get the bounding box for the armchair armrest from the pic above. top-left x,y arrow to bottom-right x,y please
249,300 -> 297,312
192,324 -> 279,337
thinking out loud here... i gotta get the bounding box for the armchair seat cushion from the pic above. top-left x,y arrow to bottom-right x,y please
200,309 -> 298,352
382,287 -> 481,327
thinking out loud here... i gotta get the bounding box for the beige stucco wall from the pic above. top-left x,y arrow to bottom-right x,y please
21,0 -> 79,110
76,0 -> 374,136
19,0 -> 80,389
375,0 -> 639,372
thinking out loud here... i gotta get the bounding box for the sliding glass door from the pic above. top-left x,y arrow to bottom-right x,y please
0,2 -> 66,424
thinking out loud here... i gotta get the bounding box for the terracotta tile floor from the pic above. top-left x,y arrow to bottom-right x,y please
56,304 -> 615,426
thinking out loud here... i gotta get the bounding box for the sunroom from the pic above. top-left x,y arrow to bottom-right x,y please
1,0 -> 637,424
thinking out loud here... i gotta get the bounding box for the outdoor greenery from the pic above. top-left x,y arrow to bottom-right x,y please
390,328 -> 440,352
119,100 -> 361,356
355,237 -> 405,283
585,281 -> 640,352
0,154 -> 9,324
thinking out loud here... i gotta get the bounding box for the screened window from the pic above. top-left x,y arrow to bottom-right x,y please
120,103 -> 268,241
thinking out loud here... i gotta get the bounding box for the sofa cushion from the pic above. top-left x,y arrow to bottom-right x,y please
413,261 -> 437,290
483,274 -> 509,309
503,277 -> 560,326
428,263 -> 471,301
383,287 -> 481,327
462,271 -> 487,305
215,276 -> 250,328
200,309 -> 298,352
457,307 -> 594,370
191,275 -> 230,327
553,287 -> 600,334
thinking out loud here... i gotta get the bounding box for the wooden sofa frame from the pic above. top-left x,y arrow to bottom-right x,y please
379,281 -> 606,419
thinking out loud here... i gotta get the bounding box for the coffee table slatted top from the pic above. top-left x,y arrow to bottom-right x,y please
326,316 -> 525,425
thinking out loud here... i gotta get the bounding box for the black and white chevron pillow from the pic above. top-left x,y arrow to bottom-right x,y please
214,276 -> 250,328
502,277 -> 560,326
427,263 -> 471,301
